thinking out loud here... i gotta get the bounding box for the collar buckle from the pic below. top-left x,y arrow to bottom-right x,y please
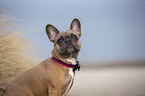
73,61 -> 80,71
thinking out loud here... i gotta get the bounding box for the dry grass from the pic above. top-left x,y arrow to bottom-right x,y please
0,14 -> 38,89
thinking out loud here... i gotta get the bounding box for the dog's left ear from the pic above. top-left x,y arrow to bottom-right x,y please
70,18 -> 81,37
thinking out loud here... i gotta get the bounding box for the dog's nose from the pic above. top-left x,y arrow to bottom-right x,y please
65,39 -> 72,44
68,39 -> 72,43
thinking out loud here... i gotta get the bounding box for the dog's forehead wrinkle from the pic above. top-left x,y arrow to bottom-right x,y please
59,31 -> 72,39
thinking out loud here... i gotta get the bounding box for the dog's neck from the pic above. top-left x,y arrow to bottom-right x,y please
51,49 -> 77,65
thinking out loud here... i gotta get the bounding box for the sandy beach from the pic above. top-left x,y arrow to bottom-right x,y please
68,65 -> 145,96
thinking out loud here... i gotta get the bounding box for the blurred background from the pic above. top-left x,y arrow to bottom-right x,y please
0,0 -> 145,96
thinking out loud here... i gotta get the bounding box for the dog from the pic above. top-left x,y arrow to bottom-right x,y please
4,18 -> 81,96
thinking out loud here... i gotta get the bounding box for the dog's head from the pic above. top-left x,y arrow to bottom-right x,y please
46,18 -> 81,64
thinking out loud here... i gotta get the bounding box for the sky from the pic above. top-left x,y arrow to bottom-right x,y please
0,0 -> 145,62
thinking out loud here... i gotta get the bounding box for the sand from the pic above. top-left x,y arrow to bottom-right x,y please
68,66 -> 145,96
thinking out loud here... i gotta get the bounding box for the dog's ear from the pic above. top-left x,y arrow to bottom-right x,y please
46,24 -> 60,42
70,18 -> 81,37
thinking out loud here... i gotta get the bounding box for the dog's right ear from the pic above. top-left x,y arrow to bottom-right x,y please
46,24 -> 60,42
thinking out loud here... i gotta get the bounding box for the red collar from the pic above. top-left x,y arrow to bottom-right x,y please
51,57 -> 80,71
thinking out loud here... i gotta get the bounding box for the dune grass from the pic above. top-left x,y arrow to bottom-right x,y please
0,14 -> 38,89
0,14 -> 74,96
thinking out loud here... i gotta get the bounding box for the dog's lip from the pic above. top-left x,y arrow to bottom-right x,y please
67,45 -> 74,53
67,44 -> 73,48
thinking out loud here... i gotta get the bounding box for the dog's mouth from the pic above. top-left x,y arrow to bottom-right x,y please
59,43 -> 80,58
67,45 -> 75,54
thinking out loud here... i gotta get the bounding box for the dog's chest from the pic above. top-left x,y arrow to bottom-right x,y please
62,68 -> 75,96
68,68 -> 74,78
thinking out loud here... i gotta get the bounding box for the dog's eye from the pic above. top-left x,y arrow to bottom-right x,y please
58,39 -> 63,42
57,36 -> 64,44
71,33 -> 78,40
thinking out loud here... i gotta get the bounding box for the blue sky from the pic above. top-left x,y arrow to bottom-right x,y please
1,0 -> 145,62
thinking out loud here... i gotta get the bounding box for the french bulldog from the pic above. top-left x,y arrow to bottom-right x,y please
4,18 -> 81,96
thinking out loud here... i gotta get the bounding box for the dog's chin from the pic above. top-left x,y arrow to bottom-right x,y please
60,53 -> 75,58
